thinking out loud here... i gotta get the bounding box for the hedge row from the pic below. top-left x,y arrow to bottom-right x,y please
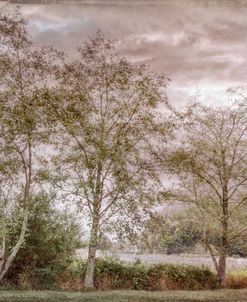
0,258 -> 218,291
22,258 -> 217,291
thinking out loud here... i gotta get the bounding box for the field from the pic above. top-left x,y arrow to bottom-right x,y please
77,249 -> 247,272
1,290 -> 247,302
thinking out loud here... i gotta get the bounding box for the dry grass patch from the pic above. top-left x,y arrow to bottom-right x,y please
226,271 -> 247,289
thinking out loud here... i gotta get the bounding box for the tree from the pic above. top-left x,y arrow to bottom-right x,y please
43,32 -> 171,288
136,214 -> 169,254
0,13 -> 58,282
136,211 -> 201,255
161,102 -> 247,286
97,234 -> 112,251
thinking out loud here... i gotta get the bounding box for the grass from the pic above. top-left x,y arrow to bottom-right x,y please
1,290 -> 247,302
226,271 -> 247,289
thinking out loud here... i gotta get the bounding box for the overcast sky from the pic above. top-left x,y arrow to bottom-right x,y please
5,0 -> 247,107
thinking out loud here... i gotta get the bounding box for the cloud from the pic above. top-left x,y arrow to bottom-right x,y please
9,0 -> 247,105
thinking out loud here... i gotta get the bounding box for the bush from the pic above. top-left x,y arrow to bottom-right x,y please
94,258 -> 149,290
6,192 -> 82,288
147,264 -> 217,290
54,258 -> 217,291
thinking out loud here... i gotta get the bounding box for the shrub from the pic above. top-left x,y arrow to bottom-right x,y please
55,258 -> 217,291
147,264 -> 217,290
6,256 -> 218,291
94,258 -> 149,290
6,192 -> 82,289
53,260 -> 86,291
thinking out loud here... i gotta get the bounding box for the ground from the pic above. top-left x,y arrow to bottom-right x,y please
1,290 -> 247,302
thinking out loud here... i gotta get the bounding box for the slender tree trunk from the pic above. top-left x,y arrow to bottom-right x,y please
84,162 -> 102,289
217,170 -> 228,287
0,142 -> 32,282
217,248 -> 227,287
0,207 -> 6,274
217,220 -> 228,287
84,211 -> 100,289
0,209 -> 28,281
205,240 -> 218,273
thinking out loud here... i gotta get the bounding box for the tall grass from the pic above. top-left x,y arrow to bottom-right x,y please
226,271 -> 247,289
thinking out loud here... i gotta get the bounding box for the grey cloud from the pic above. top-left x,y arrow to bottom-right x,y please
9,0 -> 247,105
204,20 -> 247,43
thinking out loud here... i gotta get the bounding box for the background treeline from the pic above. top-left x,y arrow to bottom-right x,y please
137,211 -> 247,257
1,11 -> 247,290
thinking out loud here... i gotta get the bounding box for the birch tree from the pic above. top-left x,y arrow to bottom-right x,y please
44,32 -> 171,288
162,102 -> 247,286
0,13 -> 57,281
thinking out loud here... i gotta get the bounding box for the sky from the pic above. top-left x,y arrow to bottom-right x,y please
4,0 -> 247,107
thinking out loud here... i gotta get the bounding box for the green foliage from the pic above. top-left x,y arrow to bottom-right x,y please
6,192 -> 82,286
93,258 -> 149,290
136,214 -> 168,254
147,263 -> 217,290
55,258 -> 214,291
5,256 -> 217,290
164,216 -> 202,254
97,235 -> 113,251
228,239 -> 247,257
137,213 -> 201,255
92,258 -> 217,290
